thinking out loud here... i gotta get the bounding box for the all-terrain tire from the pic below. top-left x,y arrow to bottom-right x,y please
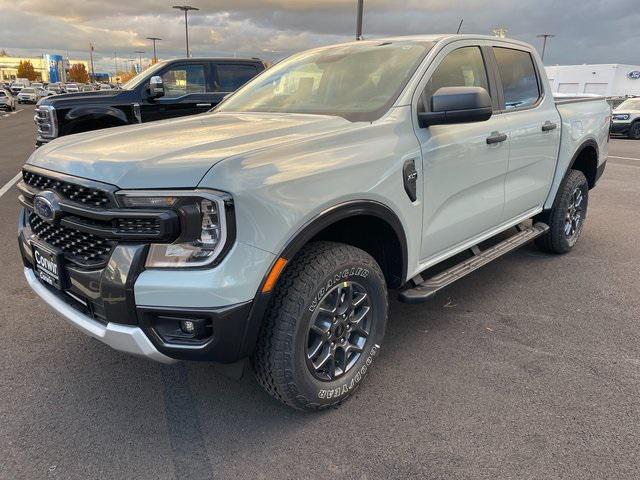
252,241 -> 388,411
535,169 -> 589,254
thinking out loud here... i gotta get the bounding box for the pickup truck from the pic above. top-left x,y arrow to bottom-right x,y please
33,57 -> 266,146
18,35 -> 609,411
610,97 -> 640,139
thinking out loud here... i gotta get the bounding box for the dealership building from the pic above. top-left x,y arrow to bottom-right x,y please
0,54 -> 89,83
545,64 -> 640,97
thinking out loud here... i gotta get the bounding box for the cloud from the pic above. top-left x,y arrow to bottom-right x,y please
0,0 -> 638,74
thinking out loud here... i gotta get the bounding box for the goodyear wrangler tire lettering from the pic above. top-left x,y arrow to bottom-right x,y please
251,241 -> 388,411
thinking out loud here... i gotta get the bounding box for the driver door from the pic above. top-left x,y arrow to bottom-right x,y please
141,62 -> 212,122
413,42 -> 510,262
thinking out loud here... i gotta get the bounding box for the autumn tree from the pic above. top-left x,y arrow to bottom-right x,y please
67,63 -> 89,83
17,60 -> 38,81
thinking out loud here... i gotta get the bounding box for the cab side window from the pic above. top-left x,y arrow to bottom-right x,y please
215,64 -> 259,92
161,64 -> 206,98
422,47 -> 489,111
493,48 -> 540,110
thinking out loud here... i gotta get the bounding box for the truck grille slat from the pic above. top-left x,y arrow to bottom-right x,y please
22,170 -> 113,208
29,212 -> 115,267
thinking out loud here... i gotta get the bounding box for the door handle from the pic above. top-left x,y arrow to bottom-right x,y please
196,103 -> 212,107
486,132 -> 508,144
542,121 -> 557,132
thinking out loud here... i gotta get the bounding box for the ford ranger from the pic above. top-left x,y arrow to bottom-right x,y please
610,97 -> 640,139
18,35 -> 610,411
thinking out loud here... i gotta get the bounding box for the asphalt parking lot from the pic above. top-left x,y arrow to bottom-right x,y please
1,105 -> 639,480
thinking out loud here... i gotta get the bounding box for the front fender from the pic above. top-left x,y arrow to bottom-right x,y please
65,105 -> 130,124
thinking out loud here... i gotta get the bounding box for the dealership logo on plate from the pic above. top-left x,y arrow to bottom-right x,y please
628,71 -> 640,80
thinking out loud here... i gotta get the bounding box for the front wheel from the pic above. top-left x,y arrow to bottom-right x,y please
629,122 -> 640,140
535,169 -> 589,254
252,241 -> 388,411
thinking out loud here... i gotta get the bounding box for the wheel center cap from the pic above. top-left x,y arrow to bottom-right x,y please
334,324 -> 346,338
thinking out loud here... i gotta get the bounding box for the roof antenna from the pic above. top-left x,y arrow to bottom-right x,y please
456,19 -> 464,34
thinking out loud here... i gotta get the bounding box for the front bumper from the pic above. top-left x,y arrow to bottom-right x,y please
610,122 -> 631,135
19,203 -> 271,364
24,267 -> 176,363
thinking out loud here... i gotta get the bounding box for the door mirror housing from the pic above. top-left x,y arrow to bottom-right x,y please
418,86 -> 492,128
148,75 -> 164,99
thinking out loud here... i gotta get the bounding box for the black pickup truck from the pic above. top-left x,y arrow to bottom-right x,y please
34,57 -> 265,146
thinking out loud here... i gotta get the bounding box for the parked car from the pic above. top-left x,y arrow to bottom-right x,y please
18,35 -> 609,410
31,82 -> 44,90
10,83 -> 25,95
17,87 -> 41,103
64,83 -> 80,93
33,57 -> 266,146
610,97 -> 640,139
46,83 -> 64,94
81,84 -> 95,92
0,89 -> 16,111
98,83 -> 112,90
37,87 -> 54,98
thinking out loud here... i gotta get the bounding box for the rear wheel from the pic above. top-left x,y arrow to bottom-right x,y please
630,122 -> 640,140
535,169 -> 589,253
252,241 -> 388,411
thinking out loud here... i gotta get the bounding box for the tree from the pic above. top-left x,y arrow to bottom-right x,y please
0,49 -> 9,57
17,60 -> 37,81
67,63 -> 89,83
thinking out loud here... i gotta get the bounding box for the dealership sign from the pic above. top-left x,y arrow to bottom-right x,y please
628,71 -> 640,80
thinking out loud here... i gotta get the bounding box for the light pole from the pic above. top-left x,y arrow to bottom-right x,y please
146,37 -> 162,63
134,50 -> 145,72
356,0 -> 364,40
88,42 -> 95,83
173,5 -> 199,57
536,34 -> 555,62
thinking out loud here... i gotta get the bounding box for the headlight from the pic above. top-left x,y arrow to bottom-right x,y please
117,190 -> 233,268
613,113 -> 630,120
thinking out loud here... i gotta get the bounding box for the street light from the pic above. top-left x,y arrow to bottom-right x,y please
173,5 -> 199,58
536,34 -> 555,62
134,50 -> 145,72
146,37 -> 162,63
356,0 -> 364,40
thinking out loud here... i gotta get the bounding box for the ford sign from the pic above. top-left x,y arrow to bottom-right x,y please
628,71 -> 640,80
33,191 -> 61,223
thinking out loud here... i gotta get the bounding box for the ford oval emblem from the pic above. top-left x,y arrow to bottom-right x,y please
33,191 -> 61,223
628,71 -> 640,80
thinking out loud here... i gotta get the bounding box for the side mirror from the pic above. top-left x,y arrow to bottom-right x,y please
148,75 -> 164,99
418,86 -> 492,128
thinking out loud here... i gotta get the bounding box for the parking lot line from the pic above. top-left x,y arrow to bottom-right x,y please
0,172 -> 21,199
609,155 -> 640,162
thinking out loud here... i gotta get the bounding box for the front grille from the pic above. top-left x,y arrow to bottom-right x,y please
23,170 -> 113,208
29,212 -> 115,266
114,217 -> 161,235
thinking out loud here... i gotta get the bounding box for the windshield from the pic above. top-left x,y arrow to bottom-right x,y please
22,88 -> 35,93
617,98 -> 640,111
122,61 -> 167,90
217,41 -> 434,122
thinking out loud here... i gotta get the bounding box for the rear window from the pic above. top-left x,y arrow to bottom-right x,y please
215,64 -> 259,92
493,47 -> 541,110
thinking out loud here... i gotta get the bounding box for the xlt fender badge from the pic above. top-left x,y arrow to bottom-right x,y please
403,159 -> 418,202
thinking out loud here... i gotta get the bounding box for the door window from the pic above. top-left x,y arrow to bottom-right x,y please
493,48 -> 541,110
215,64 -> 259,92
423,47 -> 490,110
161,64 -> 206,98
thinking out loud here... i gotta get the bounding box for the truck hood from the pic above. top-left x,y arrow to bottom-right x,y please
27,112 -> 352,188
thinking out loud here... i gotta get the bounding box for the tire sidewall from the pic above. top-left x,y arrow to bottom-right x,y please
291,260 -> 387,407
553,171 -> 589,250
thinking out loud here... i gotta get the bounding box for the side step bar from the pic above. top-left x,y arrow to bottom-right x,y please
398,223 -> 549,304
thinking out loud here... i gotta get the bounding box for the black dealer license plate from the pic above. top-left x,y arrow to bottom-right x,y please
32,241 -> 65,290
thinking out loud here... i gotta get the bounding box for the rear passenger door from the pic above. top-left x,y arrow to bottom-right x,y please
491,46 -> 561,220
213,63 -> 262,98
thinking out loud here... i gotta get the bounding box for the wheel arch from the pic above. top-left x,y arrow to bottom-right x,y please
238,200 -> 408,359
63,106 -> 129,135
568,138 -> 599,189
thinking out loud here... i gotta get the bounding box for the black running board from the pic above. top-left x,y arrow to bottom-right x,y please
398,223 -> 549,304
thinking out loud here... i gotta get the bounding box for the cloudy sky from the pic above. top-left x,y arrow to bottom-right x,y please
0,0 -> 638,73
